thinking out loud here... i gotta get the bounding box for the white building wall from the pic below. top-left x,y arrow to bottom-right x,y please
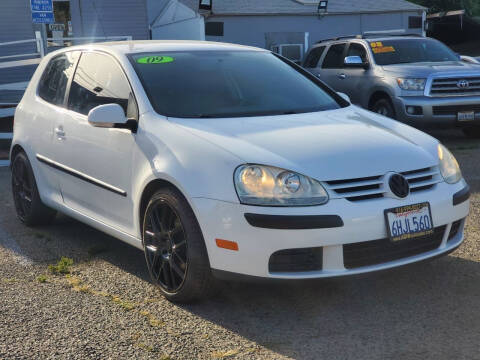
206,11 -> 424,50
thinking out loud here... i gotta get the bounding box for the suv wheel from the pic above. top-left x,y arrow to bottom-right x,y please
462,126 -> 480,139
11,151 -> 56,226
142,188 -> 213,303
372,99 -> 396,119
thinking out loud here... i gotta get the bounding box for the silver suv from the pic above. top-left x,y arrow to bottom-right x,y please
303,35 -> 480,138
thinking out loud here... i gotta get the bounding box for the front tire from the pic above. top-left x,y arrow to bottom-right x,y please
372,98 -> 396,119
11,151 -> 56,226
462,126 -> 480,139
142,188 -> 213,303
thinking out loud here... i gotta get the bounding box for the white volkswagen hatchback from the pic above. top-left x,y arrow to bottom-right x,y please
11,41 -> 470,302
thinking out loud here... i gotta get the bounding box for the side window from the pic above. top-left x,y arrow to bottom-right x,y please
38,52 -> 79,106
346,43 -> 368,63
205,22 -> 224,36
322,44 -> 346,69
304,46 -> 325,68
68,52 -> 134,117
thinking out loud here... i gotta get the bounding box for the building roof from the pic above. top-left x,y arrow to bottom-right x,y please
179,0 -> 425,15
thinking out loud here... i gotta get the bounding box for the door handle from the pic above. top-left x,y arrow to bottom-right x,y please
55,127 -> 66,139
338,73 -> 346,79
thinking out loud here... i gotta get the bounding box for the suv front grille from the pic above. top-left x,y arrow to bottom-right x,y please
433,105 -> 480,116
343,226 -> 447,269
429,76 -> 480,97
324,167 -> 441,202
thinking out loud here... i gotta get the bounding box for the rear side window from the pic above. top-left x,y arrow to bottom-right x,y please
38,52 -> 79,106
304,46 -> 325,68
322,44 -> 346,69
68,52 -> 133,116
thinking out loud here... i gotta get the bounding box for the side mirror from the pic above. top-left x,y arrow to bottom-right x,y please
344,56 -> 369,69
337,92 -> 351,103
88,104 -> 127,128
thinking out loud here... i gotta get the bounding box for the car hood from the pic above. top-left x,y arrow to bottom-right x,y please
382,61 -> 480,77
170,106 -> 439,181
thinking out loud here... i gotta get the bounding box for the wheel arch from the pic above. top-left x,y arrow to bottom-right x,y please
9,144 -> 25,167
138,178 -> 197,240
368,90 -> 393,110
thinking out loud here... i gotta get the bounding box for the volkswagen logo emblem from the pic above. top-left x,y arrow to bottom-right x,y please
457,79 -> 470,89
389,174 -> 410,199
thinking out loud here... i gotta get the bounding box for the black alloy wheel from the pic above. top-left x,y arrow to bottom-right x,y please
11,151 -> 56,226
11,154 -> 33,221
143,199 -> 188,293
142,188 -> 214,303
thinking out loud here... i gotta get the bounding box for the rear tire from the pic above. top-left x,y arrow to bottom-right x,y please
372,98 -> 396,120
462,126 -> 480,139
11,151 -> 56,226
142,187 -> 213,303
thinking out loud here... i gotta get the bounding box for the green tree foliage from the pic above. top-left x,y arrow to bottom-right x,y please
409,0 -> 480,16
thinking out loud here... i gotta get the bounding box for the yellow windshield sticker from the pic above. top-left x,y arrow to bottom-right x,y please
136,56 -> 174,64
372,46 -> 395,54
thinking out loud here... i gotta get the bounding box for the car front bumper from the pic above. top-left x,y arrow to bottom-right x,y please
191,180 -> 470,279
393,95 -> 480,127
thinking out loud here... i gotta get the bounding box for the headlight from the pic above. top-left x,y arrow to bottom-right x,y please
397,78 -> 426,91
438,144 -> 462,184
234,164 -> 329,206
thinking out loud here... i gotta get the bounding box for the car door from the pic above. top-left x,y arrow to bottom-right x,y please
335,42 -> 372,105
53,51 -> 138,235
318,43 -> 347,91
34,51 -> 80,200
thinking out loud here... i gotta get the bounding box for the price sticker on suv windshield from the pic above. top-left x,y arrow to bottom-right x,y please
370,42 -> 395,54
136,56 -> 174,64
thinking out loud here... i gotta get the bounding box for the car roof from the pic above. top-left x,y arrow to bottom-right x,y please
315,35 -> 428,47
49,40 -> 265,58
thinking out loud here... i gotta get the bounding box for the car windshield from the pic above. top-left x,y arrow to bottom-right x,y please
370,38 -> 459,65
130,51 -> 342,118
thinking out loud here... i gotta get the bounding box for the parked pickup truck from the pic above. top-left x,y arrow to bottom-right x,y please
303,35 -> 480,138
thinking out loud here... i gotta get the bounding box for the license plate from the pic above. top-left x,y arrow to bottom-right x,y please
384,203 -> 434,242
458,111 -> 475,122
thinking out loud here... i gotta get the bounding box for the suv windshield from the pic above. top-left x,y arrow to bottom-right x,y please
130,51 -> 342,118
370,38 -> 458,66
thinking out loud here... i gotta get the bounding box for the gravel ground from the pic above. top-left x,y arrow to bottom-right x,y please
0,129 -> 479,360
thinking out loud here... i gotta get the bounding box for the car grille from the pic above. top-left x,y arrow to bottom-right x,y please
343,225 -> 447,269
269,247 -> 323,273
429,76 -> 480,97
433,105 -> 480,116
324,167 -> 441,202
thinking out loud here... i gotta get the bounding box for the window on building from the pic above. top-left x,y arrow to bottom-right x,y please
280,44 -> 304,63
68,52 -> 133,116
205,22 -> 224,36
346,43 -> 367,63
322,44 -> 346,69
38,51 -> 79,106
409,16 -> 423,29
304,46 -> 326,68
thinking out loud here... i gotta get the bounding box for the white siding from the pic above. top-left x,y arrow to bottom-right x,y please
70,0 -> 149,40
206,12 -> 424,50
0,0 -> 36,58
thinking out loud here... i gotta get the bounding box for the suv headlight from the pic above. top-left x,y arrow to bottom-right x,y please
438,144 -> 462,184
234,164 -> 329,206
397,78 -> 426,91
